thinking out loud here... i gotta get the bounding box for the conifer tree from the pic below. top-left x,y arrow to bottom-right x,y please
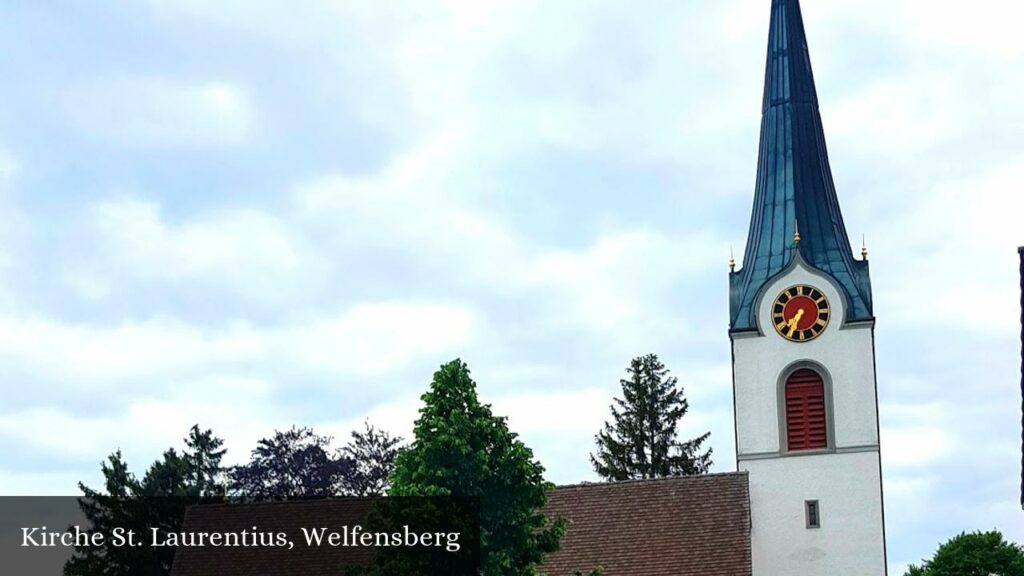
183,425 -> 226,497
66,425 -> 227,576
590,354 -> 712,481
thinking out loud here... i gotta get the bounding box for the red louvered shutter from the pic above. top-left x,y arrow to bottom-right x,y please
786,369 -> 827,451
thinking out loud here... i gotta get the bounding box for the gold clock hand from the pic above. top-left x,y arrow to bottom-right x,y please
787,309 -> 804,332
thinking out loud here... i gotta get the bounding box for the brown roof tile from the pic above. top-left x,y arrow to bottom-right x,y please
170,499 -> 375,576
170,472 -> 750,576
541,472 -> 751,576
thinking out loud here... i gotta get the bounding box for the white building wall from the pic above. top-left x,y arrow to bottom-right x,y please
733,261 -> 879,456
743,452 -> 886,576
731,259 -> 887,576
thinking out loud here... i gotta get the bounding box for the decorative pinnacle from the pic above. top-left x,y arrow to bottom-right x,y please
793,219 -> 801,245
861,234 -> 868,260
729,246 -> 736,272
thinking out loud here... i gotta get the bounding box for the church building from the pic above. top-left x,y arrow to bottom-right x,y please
171,1 -> 888,575
551,0 -> 889,571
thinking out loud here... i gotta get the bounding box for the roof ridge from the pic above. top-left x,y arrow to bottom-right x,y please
185,496 -> 372,510
180,472 -> 752,506
554,471 -> 748,490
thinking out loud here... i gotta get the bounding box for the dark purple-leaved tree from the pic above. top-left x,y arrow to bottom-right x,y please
338,420 -> 403,497
229,426 -> 353,499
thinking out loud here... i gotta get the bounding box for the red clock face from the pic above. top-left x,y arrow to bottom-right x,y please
772,285 -> 830,342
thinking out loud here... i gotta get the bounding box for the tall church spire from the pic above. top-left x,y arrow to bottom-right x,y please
729,0 -> 872,331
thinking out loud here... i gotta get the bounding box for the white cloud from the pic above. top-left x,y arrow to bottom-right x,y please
880,402 -> 955,469
294,135 -> 727,347
0,405 -> 175,461
884,474 -> 938,502
83,198 -> 326,306
894,0 -> 1024,59
65,79 -> 254,148
524,230 -> 721,334
497,388 -> 609,435
0,379 -> 281,481
0,301 -> 475,388
881,426 -> 953,469
0,470 -> 86,496
294,130 -> 475,233
287,302 -> 477,377
827,75 -> 965,158
291,138 -> 535,300
317,397 -> 422,450
876,158 -> 1024,335
0,315 -> 248,384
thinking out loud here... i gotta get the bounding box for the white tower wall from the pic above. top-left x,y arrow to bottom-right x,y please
732,259 -> 887,576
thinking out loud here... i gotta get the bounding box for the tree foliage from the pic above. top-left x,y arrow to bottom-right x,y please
904,530 -> 1024,576
182,425 -> 227,497
373,359 -> 565,576
228,426 -> 352,499
65,426 -> 226,576
339,420 -> 403,497
591,354 -> 712,481
67,420 -> 405,575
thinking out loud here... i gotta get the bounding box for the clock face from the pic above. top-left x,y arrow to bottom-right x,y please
772,285 -> 830,342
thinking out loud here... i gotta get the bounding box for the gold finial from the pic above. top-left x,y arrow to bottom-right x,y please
793,219 -> 801,245
729,246 -> 736,272
861,234 -> 868,260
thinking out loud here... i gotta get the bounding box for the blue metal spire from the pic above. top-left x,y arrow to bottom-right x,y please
729,0 -> 873,332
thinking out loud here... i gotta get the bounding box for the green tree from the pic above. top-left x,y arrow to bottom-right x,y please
378,359 -> 566,575
591,354 -> 712,481
65,451 -> 151,576
183,424 -> 226,497
904,530 -> 1024,576
65,426 -> 226,576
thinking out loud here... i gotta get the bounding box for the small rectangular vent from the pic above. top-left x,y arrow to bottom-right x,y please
806,500 -> 821,529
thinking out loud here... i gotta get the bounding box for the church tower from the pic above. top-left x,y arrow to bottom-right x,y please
729,1 -> 887,574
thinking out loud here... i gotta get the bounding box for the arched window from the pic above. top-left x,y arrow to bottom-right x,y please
785,369 -> 827,451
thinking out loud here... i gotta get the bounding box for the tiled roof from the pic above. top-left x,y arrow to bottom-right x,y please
540,473 -> 751,576
170,472 -> 750,576
170,499 -> 375,576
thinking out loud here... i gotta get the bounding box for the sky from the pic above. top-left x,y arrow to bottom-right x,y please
0,0 -> 1022,573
